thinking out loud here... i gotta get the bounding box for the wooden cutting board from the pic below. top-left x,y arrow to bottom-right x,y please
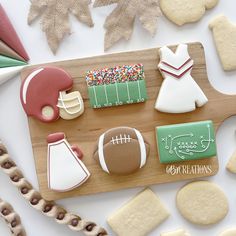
21,42 -> 234,201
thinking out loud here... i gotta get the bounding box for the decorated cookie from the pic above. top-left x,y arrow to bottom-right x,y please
156,120 -> 217,163
0,4 -> 29,61
0,66 -> 25,86
47,132 -> 90,192
155,44 -> 208,113
161,229 -> 191,236
57,91 -> 84,120
20,66 -> 84,123
176,181 -> 229,225
219,228 -> 236,236
107,188 -> 169,236
209,15 -> 236,71
226,150 -> 236,174
0,54 -> 27,68
0,40 -> 25,62
93,127 -> 149,175
86,64 -> 147,108
160,0 -> 218,26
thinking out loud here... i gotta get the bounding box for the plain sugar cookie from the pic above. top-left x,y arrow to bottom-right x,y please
209,15 -> 236,71
107,188 -> 169,236
161,229 -> 191,236
226,150 -> 236,174
219,228 -> 236,236
160,0 -> 218,26
176,181 -> 229,225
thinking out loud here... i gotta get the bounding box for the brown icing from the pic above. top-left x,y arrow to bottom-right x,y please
94,127 -> 150,175
20,66 -> 73,123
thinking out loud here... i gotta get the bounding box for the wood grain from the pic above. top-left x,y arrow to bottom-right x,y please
21,42 -> 233,201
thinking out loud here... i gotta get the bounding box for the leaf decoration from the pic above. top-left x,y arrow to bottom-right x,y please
94,0 -> 162,50
28,0 -> 94,54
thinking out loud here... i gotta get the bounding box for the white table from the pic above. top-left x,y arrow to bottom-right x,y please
0,0 -> 236,235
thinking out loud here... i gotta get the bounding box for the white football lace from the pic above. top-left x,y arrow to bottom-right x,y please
110,134 -> 132,145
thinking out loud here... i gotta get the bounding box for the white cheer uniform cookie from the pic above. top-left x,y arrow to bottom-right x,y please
47,133 -> 90,192
155,44 -> 208,113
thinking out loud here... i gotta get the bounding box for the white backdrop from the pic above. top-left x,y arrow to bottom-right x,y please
0,0 -> 236,235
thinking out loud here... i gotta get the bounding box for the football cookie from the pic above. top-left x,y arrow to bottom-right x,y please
93,127 -> 150,175
20,66 -> 84,123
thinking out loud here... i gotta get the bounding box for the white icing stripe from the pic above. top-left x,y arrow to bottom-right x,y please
98,133 -> 110,173
134,129 -> 146,168
22,68 -> 44,104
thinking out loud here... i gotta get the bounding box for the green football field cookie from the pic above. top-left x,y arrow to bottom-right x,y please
156,120 -> 217,163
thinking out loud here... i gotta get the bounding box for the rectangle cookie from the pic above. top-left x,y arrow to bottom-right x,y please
86,64 -> 147,108
107,188 -> 169,236
156,120 -> 217,163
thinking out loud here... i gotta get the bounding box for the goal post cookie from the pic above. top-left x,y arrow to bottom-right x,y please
86,64 -> 148,108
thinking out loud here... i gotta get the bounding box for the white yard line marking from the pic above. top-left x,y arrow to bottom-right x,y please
126,82 -> 131,102
104,85 -> 109,104
93,86 -> 98,107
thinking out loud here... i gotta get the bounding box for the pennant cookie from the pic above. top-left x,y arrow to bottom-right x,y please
0,4 -> 29,61
0,55 -> 27,68
0,40 -> 25,62
0,66 -> 25,86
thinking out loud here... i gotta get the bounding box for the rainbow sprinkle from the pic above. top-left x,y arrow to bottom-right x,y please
86,64 -> 145,87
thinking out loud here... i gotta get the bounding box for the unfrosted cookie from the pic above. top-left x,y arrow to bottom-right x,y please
176,181 -> 229,225
161,229 -> 191,236
107,188 -> 169,236
219,228 -> 236,236
209,15 -> 236,71
226,150 -> 236,174
160,0 -> 218,26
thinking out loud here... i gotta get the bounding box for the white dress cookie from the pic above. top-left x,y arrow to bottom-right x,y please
176,181 -> 229,225
209,15 -> 236,71
155,44 -> 208,113
160,0 -> 218,26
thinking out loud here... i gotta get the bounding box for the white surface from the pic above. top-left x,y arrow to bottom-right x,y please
0,0 -> 236,235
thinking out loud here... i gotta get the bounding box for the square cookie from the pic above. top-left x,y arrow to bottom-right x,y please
156,120 -> 217,163
107,188 -> 169,236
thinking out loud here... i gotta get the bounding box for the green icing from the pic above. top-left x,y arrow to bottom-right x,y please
156,120 -> 217,163
88,80 -> 147,108
0,55 -> 27,68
